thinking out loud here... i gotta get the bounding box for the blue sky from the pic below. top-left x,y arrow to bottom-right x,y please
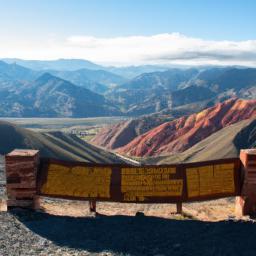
1,0 -> 256,66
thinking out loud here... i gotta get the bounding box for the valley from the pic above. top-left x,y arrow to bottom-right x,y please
1,116 -> 127,130
1,58 -> 256,165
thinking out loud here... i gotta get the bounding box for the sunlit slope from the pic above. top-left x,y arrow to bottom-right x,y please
146,118 -> 256,165
0,120 -> 126,163
118,99 -> 256,157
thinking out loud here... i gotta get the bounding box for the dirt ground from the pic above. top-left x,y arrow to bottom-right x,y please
38,197 -> 237,222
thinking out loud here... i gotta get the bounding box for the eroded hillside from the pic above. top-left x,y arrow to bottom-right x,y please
117,98 -> 256,157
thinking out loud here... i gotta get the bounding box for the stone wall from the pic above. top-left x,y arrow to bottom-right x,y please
236,149 -> 256,216
5,150 -> 39,208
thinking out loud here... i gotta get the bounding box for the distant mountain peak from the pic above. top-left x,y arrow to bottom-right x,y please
36,72 -> 58,82
2,58 -> 103,71
35,73 -> 75,86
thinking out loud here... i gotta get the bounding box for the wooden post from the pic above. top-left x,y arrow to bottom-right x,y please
0,199 -> 7,212
176,202 -> 182,214
89,200 -> 97,213
235,149 -> 256,217
33,195 -> 41,211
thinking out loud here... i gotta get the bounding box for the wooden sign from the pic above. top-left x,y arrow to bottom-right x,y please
40,164 -> 112,199
121,167 -> 183,202
186,163 -> 238,200
38,158 -> 241,203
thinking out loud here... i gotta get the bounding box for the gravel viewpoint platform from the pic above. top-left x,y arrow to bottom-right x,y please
0,208 -> 256,256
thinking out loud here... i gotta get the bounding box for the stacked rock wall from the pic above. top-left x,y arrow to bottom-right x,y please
236,149 -> 256,216
5,150 -> 39,208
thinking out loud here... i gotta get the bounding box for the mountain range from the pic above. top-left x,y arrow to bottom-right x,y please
0,71 -> 121,117
1,58 -> 256,118
92,98 -> 256,158
2,58 -> 103,71
106,67 -> 256,115
0,60 -> 126,94
3,58 -> 169,78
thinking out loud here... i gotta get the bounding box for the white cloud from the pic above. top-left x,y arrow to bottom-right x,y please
1,33 -> 256,66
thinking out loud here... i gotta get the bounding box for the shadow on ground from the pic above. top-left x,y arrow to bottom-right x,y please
12,209 -> 256,256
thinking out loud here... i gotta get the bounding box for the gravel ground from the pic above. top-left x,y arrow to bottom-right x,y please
1,208 -> 256,256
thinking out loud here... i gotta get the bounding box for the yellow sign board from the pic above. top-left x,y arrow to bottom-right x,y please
41,164 -> 112,198
121,167 -> 183,201
38,159 -> 240,203
186,163 -> 235,198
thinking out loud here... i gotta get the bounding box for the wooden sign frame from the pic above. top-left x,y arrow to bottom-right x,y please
37,158 -> 242,203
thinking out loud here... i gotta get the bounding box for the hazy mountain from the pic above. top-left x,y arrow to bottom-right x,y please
0,60 -> 37,82
1,62 -> 256,118
107,65 -> 170,79
2,58 -> 187,79
193,67 -> 256,92
106,67 -> 256,116
120,68 -> 198,90
0,59 -> 127,94
49,68 -> 126,93
106,87 -> 168,112
106,84 -> 216,116
105,68 -> 204,114
2,58 -> 103,71
0,73 -> 121,117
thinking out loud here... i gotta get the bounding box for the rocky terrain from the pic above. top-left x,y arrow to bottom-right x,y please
116,98 -> 256,157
